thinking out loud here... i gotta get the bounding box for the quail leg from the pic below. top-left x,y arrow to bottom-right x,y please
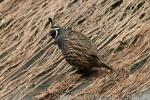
76,67 -> 95,76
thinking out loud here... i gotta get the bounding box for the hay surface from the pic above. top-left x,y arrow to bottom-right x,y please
0,0 -> 150,100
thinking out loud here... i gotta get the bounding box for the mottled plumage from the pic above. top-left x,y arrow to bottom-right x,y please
48,18 -> 113,74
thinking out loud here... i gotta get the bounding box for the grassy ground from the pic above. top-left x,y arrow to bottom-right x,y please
0,0 -> 150,100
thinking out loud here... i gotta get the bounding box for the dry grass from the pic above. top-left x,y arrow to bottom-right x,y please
0,0 -> 150,100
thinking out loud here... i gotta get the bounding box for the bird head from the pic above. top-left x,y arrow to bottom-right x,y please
48,17 -> 72,40
48,17 -> 72,48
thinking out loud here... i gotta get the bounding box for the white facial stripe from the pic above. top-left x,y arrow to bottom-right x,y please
54,29 -> 58,38
53,28 -> 60,38
54,28 -> 60,30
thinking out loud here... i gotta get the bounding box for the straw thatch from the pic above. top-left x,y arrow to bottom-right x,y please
0,0 -> 150,100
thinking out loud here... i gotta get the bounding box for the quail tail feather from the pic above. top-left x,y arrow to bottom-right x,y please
96,58 -> 113,71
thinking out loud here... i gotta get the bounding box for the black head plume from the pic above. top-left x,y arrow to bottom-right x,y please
48,17 -> 55,27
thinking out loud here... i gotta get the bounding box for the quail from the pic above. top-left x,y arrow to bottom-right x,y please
48,18 -> 113,74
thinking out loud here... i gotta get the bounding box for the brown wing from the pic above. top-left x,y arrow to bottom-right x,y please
62,31 -> 98,67
67,31 -> 98,51
65,31 -> 113,70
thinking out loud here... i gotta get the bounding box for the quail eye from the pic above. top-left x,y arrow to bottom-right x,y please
50,29 -> 58,38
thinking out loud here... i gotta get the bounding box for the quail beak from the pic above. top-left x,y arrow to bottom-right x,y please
48,29 -> 56,45
49,29 -> 56,38
48,29 -> 54,36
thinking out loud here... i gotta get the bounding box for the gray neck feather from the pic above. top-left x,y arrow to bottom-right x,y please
55,34 -> 66,49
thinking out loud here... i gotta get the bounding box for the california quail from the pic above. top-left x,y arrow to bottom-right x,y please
48,18 -> 113,74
